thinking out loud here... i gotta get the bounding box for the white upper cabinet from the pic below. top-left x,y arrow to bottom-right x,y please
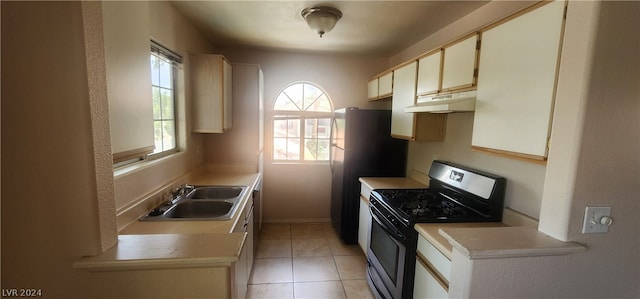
391,62 -> 418,139
378,71 -> 393,97
191,54 -> 232,133
392,61 -> 446,141
416,50 -> 442,96
367,79 -> 379,100
102,2 -> 155,162
472,1 -> 565,160
367,71 -> 393,100
441,34 -> 478,91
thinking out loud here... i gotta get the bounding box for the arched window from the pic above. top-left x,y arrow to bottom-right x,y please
273,82 -> 333,161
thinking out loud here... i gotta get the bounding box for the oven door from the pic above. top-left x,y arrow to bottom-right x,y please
366,206 -> 407,299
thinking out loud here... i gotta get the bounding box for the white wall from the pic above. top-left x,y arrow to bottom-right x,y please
537,1 -> 639,296
206,49 -> 390,221
408,113 -> 547,218
2,2 -> 114,296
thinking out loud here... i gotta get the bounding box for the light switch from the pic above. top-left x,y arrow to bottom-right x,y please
582,206 -> 612,234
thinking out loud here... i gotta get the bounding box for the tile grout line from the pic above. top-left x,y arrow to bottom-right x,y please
251,222 -> 370,299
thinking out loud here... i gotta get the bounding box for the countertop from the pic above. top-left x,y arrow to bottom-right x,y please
415,218 -> 584,261
439,226 -> 585,259
73,233 -> 245,271
414,222 -> 508,259
74,165 -> 261,272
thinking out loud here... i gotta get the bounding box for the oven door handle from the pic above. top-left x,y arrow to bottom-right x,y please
370,210 -> 407,242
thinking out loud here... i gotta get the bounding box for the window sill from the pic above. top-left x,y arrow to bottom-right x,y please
114,151 -> 184,179
271,161 -> 330,166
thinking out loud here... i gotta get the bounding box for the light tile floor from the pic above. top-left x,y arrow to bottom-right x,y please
248,222 -> 376,299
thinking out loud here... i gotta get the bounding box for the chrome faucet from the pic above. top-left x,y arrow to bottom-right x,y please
171,184 -> 195,202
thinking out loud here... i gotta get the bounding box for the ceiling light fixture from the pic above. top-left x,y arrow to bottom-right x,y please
301,6 -> 342,38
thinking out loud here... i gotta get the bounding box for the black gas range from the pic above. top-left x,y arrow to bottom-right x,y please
366,160 -> 506,299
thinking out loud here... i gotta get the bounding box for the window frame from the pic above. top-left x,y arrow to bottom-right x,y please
148,40 -> 181,160
272,82 -> 334,163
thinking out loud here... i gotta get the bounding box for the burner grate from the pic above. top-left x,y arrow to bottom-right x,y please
374,189 -> 482,221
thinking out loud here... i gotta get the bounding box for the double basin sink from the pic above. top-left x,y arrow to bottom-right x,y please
140,185 -> 248,221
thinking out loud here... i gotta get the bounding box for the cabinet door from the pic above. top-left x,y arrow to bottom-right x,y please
233,243 -> 248,299
367,79 -> 379,100
472,1 -> 565,159
414,258 -> 449,299
417,50 -> 442,96
441,34 -> 478,91
246,204 -> 254,277
391,61 -> 417,139
103,2 -> 155,160
358,196 -> 371,253
232,203 -> 251,299
223,59 -> 233,131
378,71 -> 393,97
191,54 -> 232,133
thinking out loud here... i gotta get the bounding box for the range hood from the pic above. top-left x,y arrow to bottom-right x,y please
405,90 -> 476,113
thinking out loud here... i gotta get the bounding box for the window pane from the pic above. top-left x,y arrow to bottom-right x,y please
152,86 -> 162,119
303,84 -> 323,111
287,139 -> 300,160
313,95 -> 332,112
287,119 -> 300,138
273,138 -> 288,160
151,55 -> 160,86
283,84 -> 303,110
274,93 -> 299,111
305,118 -> 316,138
317,118 -> 331,138
304,138 -> 317,160
316,139 -> 330,160
160,88 -> 174,119
162,121 -> 176,151
274,119 -> 288,137
159,59 -> 172,89
153,121 -> 163,154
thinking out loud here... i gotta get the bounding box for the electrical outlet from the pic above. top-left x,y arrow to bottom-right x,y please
582,206 -> 612,234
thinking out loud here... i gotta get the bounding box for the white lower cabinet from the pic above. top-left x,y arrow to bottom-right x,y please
358,196 -> 371,253
414,258 -> 448,299
358,183 -> 373,253
232,200 -> 254,299
414,234 -> 450,299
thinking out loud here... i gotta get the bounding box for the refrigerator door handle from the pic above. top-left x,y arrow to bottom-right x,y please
329,116 -> 336,172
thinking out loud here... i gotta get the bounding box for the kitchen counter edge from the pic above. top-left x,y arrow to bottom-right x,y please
438,226 -> 586,260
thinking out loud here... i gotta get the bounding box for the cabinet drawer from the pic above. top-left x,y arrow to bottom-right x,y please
417,235 -> 451,282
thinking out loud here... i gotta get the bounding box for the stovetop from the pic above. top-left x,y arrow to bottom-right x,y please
371,188 -> 490,223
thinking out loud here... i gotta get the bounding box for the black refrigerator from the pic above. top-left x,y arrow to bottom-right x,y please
330,107 -> 408,244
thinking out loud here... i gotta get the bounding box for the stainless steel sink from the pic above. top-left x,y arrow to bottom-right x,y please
164,200 -> 235,219
139,185 -> 248,221
185,186 -> 246,199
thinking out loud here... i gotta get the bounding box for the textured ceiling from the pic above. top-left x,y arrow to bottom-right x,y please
170,1 -> 490,56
